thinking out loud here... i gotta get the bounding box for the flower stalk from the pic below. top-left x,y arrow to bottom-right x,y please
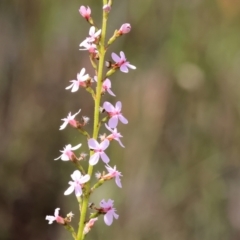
46,0 -> 136,239
77,2 -> 108,239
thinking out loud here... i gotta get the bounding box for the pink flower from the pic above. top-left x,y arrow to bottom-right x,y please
103,4 -> 111,12
94,77 -> 115,96
64,170 -> 90,197
100,199 -> 119,226
111,51 -> 136,73
46,208 -> 65,224
59,109 -> 81,130
54,143 -> 82,161
103,101 -> 128,128
119,23 -> 131,34
103,79 -> 115,96
84,218 -> 98,234
79,42 -> 98,54
79,6 -> 91,20
66,68 -> 90,92
105,124 -> 124,147
105,165 -> 122,188
88,139 -> 110,165
80,27 -> 101,46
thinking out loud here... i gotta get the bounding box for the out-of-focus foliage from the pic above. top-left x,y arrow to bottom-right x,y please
1,0 -> 240,239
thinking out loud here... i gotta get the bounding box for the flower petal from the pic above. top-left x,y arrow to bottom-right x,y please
107,88 -> 116,96
94,29 -> 101,37
88,139 -> 99,149
71,83 -> 79,92
108,116 -> 118,128
71,170 -> 81,181
74,185 -> 82,197
100,139 -> 110,150
80,174 -> 90,184
120,65 -> 129,73
65,83 -> 74,90
89,152 -> 100,165
111,52 -> 120,63
113,211 -> 119,220
127,63 -> 136,69
46,216 -> 56,224
104,211 -> 113,226
100,199 -> 108,208
64,185 -> 75,195
54,155 -> 62,161
119,114 -> 128,124
120,51 -> 126,60
115,176 -> 122,188
117,138 -> 125,148
61,154 -> 70,161
71,143 -> 82,151
103,101 -> 114,112
59,120 -> 68,130
72,109 -> 81,118
115,101 -> 122,111
54,208 -> 60,217
89,26 -> 95,36
79,68 -> 86,77
100,152 -> 110,164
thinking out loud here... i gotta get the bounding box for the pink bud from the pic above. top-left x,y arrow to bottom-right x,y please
79,6 -> 91,20
103,4 -> 111,13
84,218 -> 98,234
56,216 -> 65,225
119,23 -> 131,35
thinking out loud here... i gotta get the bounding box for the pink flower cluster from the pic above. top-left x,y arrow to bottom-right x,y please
46,3 -> 136,234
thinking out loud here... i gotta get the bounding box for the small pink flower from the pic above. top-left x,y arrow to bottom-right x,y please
79,6 -> 91,20
59,109 -> 81,130
64,170 -> 90,197
103,101 -> 128,128
66,68 -> 90,92
84,218 -> 98,234
100,199 -> 119,226
104,165 -> 122,188
103,79 -> 116,96
119,23 -> 131,34
103,4 -> 111,12
80,27 -> 101,46
88,139 -> 110,165
79,42 -> 98,54
111,51 -> 136,73
105,124 -> 124,147
54,143 -> 82,161
46,208 -> 65,224
94,77 -> 115,96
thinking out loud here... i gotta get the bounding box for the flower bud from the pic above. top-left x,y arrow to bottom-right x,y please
118,23 -> 131,35
79,6 -> 91,20
84,218 -> 98,234
103,4 -> 111,12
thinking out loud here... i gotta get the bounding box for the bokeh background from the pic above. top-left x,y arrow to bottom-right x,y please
1,0 -> 240,239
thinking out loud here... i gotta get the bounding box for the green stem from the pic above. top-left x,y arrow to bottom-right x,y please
77,1 -> 108,239
64,223 -> 77,240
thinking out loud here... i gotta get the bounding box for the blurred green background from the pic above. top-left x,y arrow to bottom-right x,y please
1,0 -> 240,239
